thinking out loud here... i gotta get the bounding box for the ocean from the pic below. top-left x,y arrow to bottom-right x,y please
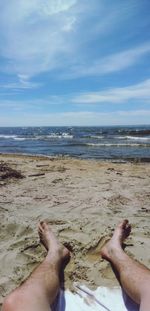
0,126 -> 150,161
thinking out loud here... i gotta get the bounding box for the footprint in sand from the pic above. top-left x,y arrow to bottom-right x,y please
108,194 -> 130,207
86,236 -> 109,263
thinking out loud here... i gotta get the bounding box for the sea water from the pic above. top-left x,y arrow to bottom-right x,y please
0,126 -> 149,161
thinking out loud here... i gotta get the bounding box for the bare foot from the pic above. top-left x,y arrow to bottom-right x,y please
38,221 -> 70,261
101,219 -> 131,261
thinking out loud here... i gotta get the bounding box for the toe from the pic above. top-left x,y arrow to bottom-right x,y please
126,224 -> 131,237
118,219 -> 128,230
40,221 -> 49,231
40,220 -> 45,227
38,223 -> 44,232
122,219 -> 129,228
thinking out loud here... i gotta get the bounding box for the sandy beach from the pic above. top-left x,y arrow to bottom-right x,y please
0,154 -> 150,308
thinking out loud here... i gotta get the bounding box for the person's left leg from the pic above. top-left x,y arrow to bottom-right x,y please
101,220 -> 150,311
2,221 -> 70,311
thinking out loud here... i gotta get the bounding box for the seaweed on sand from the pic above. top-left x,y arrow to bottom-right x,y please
0,162 -> 24,180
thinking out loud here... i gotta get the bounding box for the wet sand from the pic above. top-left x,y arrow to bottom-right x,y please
0,154 -> 150,307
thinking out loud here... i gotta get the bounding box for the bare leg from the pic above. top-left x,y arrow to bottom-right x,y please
101,220 -> 150,311
2,221 -> 70,311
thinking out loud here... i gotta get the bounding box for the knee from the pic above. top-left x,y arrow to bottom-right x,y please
2,293 -> 17,311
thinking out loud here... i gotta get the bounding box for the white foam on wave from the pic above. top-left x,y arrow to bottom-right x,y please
0,135 -> 17,139
113,136 -> 150,141
0,134 -> 28,141
47,134 -> 62,139
46,133 -> 73,139
89,135 -> 103,139
126,136 -> 150,141
86,143 -> 149,147
13,137 -> 26,141
0,133 -> 74,141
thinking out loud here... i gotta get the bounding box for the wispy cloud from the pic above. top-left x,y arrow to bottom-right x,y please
0,96 -> 67,111
0,0 -> 78,77
0,80 -> 41,91
1,0 -> 148,81
0,110 -> 150,126
73,79 -> 150,104
0,1 -> 150,127
1,78 -> 149,111
62,42 -> 150,79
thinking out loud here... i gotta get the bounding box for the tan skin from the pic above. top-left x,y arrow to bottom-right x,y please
2,220 -> 150,311
2,221 -> 70,311
101,220 -> 150,311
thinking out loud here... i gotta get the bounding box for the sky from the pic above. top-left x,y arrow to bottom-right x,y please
0,0 -> 150,126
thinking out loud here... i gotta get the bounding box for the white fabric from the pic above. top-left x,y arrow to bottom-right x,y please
52,284 -> 139,311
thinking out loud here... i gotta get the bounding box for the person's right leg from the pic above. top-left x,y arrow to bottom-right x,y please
101,220 -> 150,311
2,221 -> 70,311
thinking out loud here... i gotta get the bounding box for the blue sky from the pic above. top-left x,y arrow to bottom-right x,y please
0,0 -> 150,126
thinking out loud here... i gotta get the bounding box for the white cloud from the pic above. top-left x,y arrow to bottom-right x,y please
0,80 -> 41,90
39,0 -> 77,15
0,110 -> 150,126
73,79 -> 150,104
63,43 -> 150,78
1,1 -> 149,81
0,97 -> 63,110
0,0 -> 78,77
